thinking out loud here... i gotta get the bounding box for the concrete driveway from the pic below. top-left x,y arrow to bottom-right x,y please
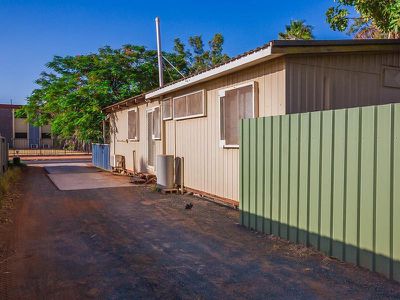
29,160 -> 133,191
2,163 -> 400,299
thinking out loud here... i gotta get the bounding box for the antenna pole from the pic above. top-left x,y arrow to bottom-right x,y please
155,17 -> 164,87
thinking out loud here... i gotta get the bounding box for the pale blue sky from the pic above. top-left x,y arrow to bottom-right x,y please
0,0 -> 348,104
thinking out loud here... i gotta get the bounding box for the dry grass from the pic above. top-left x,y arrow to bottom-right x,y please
0,168 -> 22,208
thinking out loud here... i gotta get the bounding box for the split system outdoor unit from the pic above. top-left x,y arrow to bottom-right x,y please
111,155 -> 126,170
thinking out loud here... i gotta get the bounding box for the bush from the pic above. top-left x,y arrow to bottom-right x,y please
0,167 -> 22,207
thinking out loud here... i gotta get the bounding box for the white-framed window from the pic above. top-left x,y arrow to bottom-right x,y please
148,106 -> 161,140
173,90 -> 206,120
219,82 -> 258,148
162,98 -> 172,120
128,107 -> 139,141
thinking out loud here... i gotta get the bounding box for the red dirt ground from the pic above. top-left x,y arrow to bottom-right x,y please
0,166 -> 400,299
20,155 -> 92,161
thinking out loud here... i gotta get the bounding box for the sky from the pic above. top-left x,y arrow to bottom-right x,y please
0,0 -> 348,105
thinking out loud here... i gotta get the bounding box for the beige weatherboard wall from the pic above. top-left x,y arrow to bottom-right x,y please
110,100 -> 163,173
161,58 -> 286,201
107,40 -> 400,203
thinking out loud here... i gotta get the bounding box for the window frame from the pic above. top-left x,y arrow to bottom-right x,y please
41,132 -> 52,139
218,81 -> 258,149
173,89 -> 206,121
15,132 -> 28,139
127,107 -> 140,142
162,97 -> 173,121
147,105 -> 161,140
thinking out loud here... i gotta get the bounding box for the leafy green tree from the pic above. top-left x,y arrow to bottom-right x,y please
326,0 -> 400,39
188,35 -> 207,72
22,45 -> 165,143
208,34 -> 230,66
21,34 -> 230,143
175,34 -> 230,73
172,38 -> 192,75
278,20 -> 314,40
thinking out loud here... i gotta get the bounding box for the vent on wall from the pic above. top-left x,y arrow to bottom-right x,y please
383,67 -> 400,88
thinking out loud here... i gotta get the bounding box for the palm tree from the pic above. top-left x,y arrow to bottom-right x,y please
278,20 -> 314,40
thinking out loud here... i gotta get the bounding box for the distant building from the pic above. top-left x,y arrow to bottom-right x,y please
0,104 -> 54,149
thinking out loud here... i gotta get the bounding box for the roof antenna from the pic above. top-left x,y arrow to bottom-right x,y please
155,17 -> 164,87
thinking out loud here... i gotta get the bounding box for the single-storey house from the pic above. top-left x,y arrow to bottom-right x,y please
104,39 -> 400,204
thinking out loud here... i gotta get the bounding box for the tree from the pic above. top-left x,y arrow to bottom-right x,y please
21,45 -> 172,143
326,0 -> 400,39
172,38 -> 192,76
174,34 -> 230,73
208,34 -> 230,67
21,34 -> 230,144
188,35 -> 207,72
278,20 -> 314,40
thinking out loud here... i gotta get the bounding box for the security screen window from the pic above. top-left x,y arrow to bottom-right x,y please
173,90 -> 205,120
128,108 -> 139,141
162,98 -> 172,120
220,83 -> 256,147
152,106 -> 161,140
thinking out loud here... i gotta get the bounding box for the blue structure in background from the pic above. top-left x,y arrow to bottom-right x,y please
28,124 -> 40,147
92,144 -> 111,171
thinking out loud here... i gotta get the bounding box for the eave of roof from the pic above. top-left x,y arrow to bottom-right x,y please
103,94 -> 146,113
0,104 -> 23,109
146,39 -> 400,99
104,39 -> 400,113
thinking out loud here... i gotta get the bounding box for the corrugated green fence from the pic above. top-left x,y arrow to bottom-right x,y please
240,103 -> 400,282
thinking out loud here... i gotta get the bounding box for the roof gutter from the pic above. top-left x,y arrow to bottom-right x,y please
107,39 -> 400,108
270,39 -> 400,54
103,94 -> 146,113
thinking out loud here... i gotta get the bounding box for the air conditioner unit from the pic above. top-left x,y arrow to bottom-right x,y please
114,155 -> 125,169
30,144 -> 39,149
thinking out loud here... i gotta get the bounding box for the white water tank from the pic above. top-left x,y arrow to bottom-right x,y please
156,155 -> 174,189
